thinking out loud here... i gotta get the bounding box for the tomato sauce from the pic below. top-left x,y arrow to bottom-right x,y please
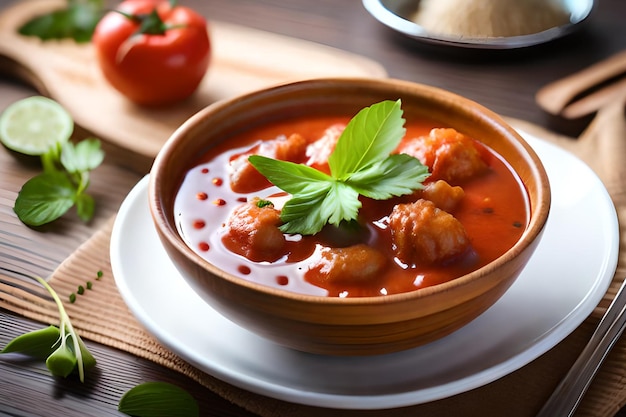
174,115 -> 529,297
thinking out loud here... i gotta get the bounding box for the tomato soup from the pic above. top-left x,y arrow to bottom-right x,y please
174,114 -> 529,297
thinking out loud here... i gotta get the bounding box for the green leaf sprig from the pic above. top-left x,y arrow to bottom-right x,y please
248,100 -> 430,235
14,137 -> 104,226
18,0 -> 105,43
1,275 -> 96,382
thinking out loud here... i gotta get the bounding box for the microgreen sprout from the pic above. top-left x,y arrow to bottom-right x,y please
1,274 -> 96,382
34,276 -> 95,381
69,270 -> 103,303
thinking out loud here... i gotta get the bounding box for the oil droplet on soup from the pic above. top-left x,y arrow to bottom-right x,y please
174,115 -> 529,297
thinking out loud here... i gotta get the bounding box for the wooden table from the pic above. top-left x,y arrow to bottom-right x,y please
1,0 -> 625,415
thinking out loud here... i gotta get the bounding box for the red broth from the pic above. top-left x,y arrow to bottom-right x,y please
174,115 -> 529,297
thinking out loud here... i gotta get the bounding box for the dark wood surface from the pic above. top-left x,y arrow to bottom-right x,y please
1,0 -> 625,415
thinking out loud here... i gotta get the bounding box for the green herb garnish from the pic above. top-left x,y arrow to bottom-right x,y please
14,137 -> 104,226
255,199 -> 274,208
18,0 -> 105,43
1,275 -> 96,382
248,100 -> 430,235
119,381 -> 199,417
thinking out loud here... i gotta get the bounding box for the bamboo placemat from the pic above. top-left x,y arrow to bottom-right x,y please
1,102 -> 625,416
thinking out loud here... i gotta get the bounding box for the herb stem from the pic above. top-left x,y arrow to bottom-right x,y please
40,147 -> 59,173
34,276 -> 86,382
76,171 -> 90,196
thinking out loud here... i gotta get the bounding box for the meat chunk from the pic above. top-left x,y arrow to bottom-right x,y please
397,128 -> 488,184
307,244 -> 387,285
229,133 -> 307,193
421,180 -> 465,212
389,199 -> 470,266
222,198 -> 286,262
305,123 -> 345,172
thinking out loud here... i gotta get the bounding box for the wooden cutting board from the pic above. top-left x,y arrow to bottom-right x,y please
0,0 -> 387,171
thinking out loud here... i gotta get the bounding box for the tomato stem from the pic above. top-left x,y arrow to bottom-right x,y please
115,3 -> 186,37
137,9 -> 168,35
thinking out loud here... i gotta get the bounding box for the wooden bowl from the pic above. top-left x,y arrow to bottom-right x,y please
148,78 -> 550,355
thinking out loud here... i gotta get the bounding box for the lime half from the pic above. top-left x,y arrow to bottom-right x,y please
0,96 -> 74,156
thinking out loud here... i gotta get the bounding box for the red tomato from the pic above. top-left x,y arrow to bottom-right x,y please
92,0 -> 211,106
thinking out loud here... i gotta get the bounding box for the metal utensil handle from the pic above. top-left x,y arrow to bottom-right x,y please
536,277 -> 626,417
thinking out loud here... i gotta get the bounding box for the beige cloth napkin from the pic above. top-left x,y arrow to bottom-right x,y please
1,100 -> 625,417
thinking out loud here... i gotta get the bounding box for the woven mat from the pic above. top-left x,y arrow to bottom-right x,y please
1,100 -> 625,417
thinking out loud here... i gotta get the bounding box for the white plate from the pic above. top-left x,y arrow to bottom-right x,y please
110,132 -> 618,410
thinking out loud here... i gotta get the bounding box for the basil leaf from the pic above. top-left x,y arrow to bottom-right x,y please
278,184 -> 359,235
14,171 -> 77,226
248,155 -> 332,194
1,325 -> 60,359
19,10 -> 69,41
329,99 -> 405,179
61,139 -> 104,173
279,188 -> 332,235
119,382 -> 199,417
348,154 -> 430,199
18,2 -> 104,43
322,182 -> 361,227
67,1 -> 104,42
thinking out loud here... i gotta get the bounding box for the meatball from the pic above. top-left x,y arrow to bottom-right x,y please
307,244 -> 387,285
389,199 -> 470,266
305,123 -> 345,172
421,180 -> 465,212
229,133 -> 307,193
398,128 -> 488,184
222,198 -> 286,262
